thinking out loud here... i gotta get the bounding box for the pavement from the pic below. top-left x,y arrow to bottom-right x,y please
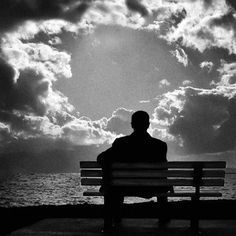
7,218 -> 236,236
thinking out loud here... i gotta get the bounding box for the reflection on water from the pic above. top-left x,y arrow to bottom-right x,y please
0,171 -> 236,208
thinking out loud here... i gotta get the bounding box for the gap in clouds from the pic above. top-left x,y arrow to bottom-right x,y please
55,24 -> 204,119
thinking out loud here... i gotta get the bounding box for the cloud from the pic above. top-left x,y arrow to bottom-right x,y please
0,122 -> 12,145
227,0 -> 236,10
217,60 -> 236,85
0,58 -> 18,109
0,18 -> 111,148
200,61 -> 214,72
0,111 -> 117,148
61,116 -> 116,145
105,107 -> 134,135
125,0 -> 149,17
149,115 -> 177,145
80,0 -> 148,29
1,33 -> 73,118
48,36 -> 62,45
159,79 -> 171,88
182,80 -> 192,86
171,47 -> 189,66
154,89 -> 186,125
154,85 -> 236,154
209,11 -> 236,37
139,100 -> 150,103
0,0 -> 91,32
151,0 -> 236,54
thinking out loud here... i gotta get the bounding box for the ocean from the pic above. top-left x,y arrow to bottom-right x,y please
1,170 -> 236,208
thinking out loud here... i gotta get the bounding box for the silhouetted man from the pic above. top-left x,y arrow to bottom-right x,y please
97,110 -> 171,226
97,110 -> 167,164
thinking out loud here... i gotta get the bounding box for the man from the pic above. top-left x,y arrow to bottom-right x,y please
97,110 -> 171,226
97,110 -> 167,164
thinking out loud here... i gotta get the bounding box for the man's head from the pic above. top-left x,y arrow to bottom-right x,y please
131,110 -> 150,132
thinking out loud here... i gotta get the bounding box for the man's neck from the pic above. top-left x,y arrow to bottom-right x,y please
132,130 -> 149,136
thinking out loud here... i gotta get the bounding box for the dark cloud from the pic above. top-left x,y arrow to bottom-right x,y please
0,111 -> 31,135
125,0 -> 149,17
226,0 -> 236,10
169,8 -> 187,26
0,58 -> 16,108
0,58 -> 62,141
166,87 -> 236,154
0,59 -> 48,116
0,123 -> 12,146
0,111 -> 51,139
8,70 -> 48,115
0,137 -> 106,175
0,0 -> 91,32
213,98 -> 236,151
202,0 -> 214,8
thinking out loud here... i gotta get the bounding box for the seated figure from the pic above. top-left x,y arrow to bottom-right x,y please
97,110 -> 172,225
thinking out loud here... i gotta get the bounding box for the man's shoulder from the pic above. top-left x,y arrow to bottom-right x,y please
150,136 -> 167,146
113,134 -> 167,147
113,135 -> 131,144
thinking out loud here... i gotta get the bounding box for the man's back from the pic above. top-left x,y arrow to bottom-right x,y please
98,132 -> 167,164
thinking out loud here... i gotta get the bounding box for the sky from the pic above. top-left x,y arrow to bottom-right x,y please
0,0 -> 236,174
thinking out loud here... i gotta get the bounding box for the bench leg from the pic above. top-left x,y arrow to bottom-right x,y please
113,195 -> 124,224
104,194 -> 113,232
191,218 -> 199,231
190,199 -> 201,235
157,196 -> 170,227
188,219 -> 201,236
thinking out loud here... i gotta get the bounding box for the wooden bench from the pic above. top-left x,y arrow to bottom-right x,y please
80,161 -> 226,232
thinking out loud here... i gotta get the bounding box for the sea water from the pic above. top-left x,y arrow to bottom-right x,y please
1,170 -> 236,208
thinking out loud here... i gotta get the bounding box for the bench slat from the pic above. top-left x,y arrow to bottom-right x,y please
81,170 -> 225,178
81,178 -> 102,186
112,170 -> 225,178
81,170 -> 102,177
83,191 -> 103,196
83,190 -> 222,197
81,178 -> 224,186
112,179 -> 224,187
112,162 -> 226,169
80,162 -> 101,168
80,161 -> 226,169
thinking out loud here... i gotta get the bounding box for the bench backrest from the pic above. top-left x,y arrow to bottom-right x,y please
80,161 -> 226,192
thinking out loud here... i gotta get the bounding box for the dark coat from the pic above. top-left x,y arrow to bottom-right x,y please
97,132 -> 167,164
97,132 -> 171,196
